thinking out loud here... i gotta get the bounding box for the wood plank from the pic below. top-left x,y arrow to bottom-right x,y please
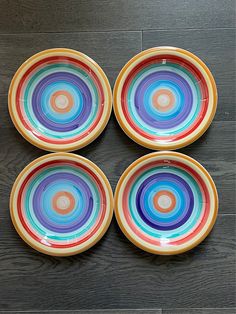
2,310 -> 235,314
0,0 -> 235,312
0,310 -> 235,314
0,31 -> 141,95
0,0 -> 234,33
0,118 -> 235,216
0,215 -> 234,310
0,311 -> 162,314
142,29 -> 236,121
163,309 -> 236,314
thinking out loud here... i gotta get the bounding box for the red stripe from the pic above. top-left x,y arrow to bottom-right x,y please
17,160 -> 107,248
121,55 -> 209,141
122,159 -> 210,246
16,56 -> 105,144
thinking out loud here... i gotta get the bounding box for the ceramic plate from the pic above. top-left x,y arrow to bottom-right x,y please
9,48 -> 112,152
113,47 -> 217,150
10,153 -> 113,256
115,152 -> 218,255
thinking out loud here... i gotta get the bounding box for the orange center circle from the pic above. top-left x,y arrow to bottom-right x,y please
50,90 -> 74,113
152,89 -> 175,112
52,191 -> 75,215
153,190 -> 176,213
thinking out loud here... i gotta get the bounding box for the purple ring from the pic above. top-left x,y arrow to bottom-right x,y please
134,71 -> 193,129
32,172 -> 93,233
136,173 -> 194,231
139,175 -> 190,226
32,72 -> 92,132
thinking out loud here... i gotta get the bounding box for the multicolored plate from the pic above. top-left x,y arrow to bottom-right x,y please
115,152 -> 218,255
113,47 -> 217,150
10,153 -> 113,256
9,48 -> 112,152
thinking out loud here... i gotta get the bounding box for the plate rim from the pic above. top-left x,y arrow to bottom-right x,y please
114,151 -> 218,255
113,46 -> 218,150
10,152 -> 114,256
8,48 -> 112,152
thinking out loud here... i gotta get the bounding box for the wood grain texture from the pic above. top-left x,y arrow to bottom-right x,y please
0,31 -> 141,95
0,310 -> 234,314
0,0 -> 234,33
0,214 -> 235,310
0,311 -> 235,314
0,0 -> 235,312
163,309 -> 236,314
0,311 -> 161,314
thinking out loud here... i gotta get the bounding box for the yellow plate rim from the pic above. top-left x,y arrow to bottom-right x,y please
10,152 -> 114,256
8,48 -> 112,152
114,151 -> 218,255
113,46 -> 218,150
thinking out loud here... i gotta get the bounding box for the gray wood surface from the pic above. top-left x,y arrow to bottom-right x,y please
163,309 -> 236,314
0,0 -> 235,313
0,0 -> 235,32
0,309 -> 235,314
0,311 -> 161,314
0,216 -> 235,310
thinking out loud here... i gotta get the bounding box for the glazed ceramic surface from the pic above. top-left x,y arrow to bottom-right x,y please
115,152 -> 218,255
10,153 -> 113,256
113,47 -> 217,150
9,48 -> 112,152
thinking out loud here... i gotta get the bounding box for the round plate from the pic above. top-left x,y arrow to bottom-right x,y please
113,47 -> 217,150
9,48 -> 112,152
10,153 -> 113,256
115,152 -> 218,255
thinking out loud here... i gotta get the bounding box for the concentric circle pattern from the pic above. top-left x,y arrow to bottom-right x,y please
113,47 -> 217,150
10,153 -> 113,256
9,48 -> 112,152
115,152 -> 218,254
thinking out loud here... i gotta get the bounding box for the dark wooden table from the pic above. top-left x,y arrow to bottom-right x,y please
0,1 -> 235,313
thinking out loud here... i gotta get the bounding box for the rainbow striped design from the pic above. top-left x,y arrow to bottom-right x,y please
113,47 -> 217,150
9,49 -> 112,152
10,153 -> 113,256
115,152 -> 218,255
